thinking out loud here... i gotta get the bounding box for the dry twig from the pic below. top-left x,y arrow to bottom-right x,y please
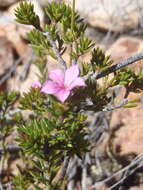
0,51 -> 33,86
43,31 -> 67,69
102,99 -> 128,112
92,153 -> 143,189
95,52 -> 143,80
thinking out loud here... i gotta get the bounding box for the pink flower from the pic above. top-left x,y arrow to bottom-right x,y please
41,65 -> 86,102
31,81 -> 42,89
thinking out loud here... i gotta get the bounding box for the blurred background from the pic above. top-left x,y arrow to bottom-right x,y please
1,0 -> 143,189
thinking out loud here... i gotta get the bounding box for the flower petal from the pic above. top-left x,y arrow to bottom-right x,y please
41,81 -> 60,94
69,77 -> 86,90
55,89 -> 70,102
48,69 -> 64,86
64,65 -> 79,86
31,81 -> 41,89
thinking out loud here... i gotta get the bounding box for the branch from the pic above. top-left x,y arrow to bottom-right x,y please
43,31 -> 67,69
102,99 -> 128,112
92,153 -> 143,189
109,164 -> 142,190
0,58 -> 21,86
0,51 -> 33,86
19,53 -> 35,81
92,52 -> 143,80
53,156 -> 70,182
59,156 -> 70,180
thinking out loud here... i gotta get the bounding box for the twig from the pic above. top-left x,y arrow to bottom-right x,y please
92,153 -> 143,189
19,54 -> 34,81
43,31 -> 67,69
81,153 -> 92,190
82,166 -> 88,190
0,51 -> 32,86
0,59 -> 21,86
53,156 -> 70,182
59,156 -> 70,180
67,155 -> 79,190
85,52 -> 143,81
102,99 -> 128,112
95,52 -> 143,80
37,23 -> 67,69
109,163 -> 143,190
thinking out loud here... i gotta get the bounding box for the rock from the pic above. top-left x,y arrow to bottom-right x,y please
107,36 -> 143,156
129,185 -> 143,190
0,37 -> 14,76
110,91 -> 143,156
69,0 -> 143,32
0,36 -> 15,91
0,17 -> 34,93
0,15 -> 33,59
0,36 -> 14,91
8,64 -> 40,94
110,57 -> 143,156
10,158 -> 25,176
37,0 -> 51,7
99,36 -> 143,87
0,17 -> 29,55
107,36 -> 143,65
0,15 -> 35,93
6,0 -> 44,39
0,0 -> 18,7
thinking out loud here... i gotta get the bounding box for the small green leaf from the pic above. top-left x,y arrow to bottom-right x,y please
123,103 -> 138,108
15,1 -> 41,29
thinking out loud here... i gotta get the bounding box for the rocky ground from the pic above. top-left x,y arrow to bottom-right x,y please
1,0 -> 143,190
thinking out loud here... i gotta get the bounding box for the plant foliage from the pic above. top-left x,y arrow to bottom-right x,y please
2,1 -> 141,189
